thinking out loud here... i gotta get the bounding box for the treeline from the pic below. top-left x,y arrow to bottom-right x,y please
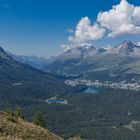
6,107 -> 46,128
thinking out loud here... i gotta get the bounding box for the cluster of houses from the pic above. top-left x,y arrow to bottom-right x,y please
65,79 -> 140,91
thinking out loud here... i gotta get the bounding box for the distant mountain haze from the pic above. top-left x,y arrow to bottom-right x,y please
6,40 -> 140,82
0,47 -> 69,98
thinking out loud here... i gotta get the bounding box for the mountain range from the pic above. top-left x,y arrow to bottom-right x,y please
7,40 -> 140,82
1,41 -> 140,139
7,52 -> 49,69
0,46 -> 71,112
41,41 -> 140,82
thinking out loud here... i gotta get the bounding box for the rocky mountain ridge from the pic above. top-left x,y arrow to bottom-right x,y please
42,41 -> 140,82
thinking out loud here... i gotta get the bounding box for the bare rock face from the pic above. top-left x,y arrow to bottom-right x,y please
110,40 -> 140,56
58,44 -> 98,62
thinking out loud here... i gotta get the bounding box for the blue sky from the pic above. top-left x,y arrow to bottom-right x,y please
0,0 -> 140,58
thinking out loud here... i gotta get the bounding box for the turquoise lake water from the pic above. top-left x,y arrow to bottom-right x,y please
84,87 -> 99,94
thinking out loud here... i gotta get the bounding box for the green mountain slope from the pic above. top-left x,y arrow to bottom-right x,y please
0,46 -> 70,110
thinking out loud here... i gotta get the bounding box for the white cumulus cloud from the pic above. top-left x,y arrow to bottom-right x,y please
97,0 -> 140,38
61,44 -> 71,51
68,17 -> 105,43
66,29 -> 74,33
137,42 -> 140,46
66,0 -> 140,48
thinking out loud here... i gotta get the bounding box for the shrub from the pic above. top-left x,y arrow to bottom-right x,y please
33,111 -> 46,128
6,107 -> 24,123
